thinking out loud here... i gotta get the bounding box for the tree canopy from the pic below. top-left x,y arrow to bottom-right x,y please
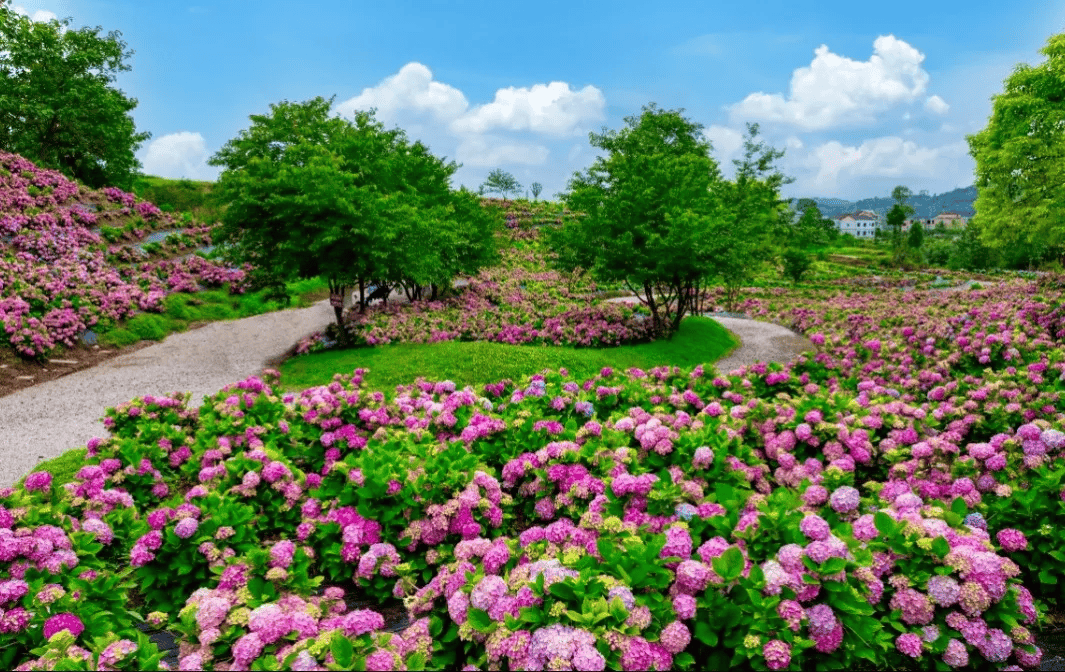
707,123 -> 795,308
480,168 -> 522,199
966,32 -> 1065,250
0,2 -> 150,190
207,96 -> 498,338
552,103 -> 734,337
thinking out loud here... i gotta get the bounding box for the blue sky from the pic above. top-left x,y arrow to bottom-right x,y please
10,0 -> 1065,202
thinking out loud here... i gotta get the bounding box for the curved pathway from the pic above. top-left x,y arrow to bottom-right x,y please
0,298 -> 815,488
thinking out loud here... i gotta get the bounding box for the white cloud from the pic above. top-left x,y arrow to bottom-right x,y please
727,35 -> 935,131
702,124 -> 745,170
332,63 -> 468,125
799,136 -> 971,193
9,4 -> 58,22
455,136 -> 549,167
785,136 -> 803,150
140,132 -> 219,180
924,95 -> 950,115
450,81 -> 606,137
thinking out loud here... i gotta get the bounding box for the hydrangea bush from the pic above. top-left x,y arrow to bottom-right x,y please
0,152 -> 251,360
5,268 -> 1065,670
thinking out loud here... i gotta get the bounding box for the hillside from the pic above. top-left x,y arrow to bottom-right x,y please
786,185 -> 979,220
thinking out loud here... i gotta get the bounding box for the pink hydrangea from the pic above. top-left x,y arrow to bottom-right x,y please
659,621 -> 691,654
174,517 -> 198,539
896,632 -> 923,658
42,613 -> 84,639
995,528 -> 1028,552
763,639 -> 791,670
24,471 -> 52,492
799,514 -> 830,541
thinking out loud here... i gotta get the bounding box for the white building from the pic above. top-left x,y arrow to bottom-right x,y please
833,210 -> 882,238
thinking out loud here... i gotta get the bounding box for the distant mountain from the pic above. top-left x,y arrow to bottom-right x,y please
784,186 -> 979,221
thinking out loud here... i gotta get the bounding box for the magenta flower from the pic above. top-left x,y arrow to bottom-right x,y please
896,632 -> 923,658
43,612 -> 84,639
24,471 -> 52,492
995,528 -> 1028,552
763,639 -> 791,670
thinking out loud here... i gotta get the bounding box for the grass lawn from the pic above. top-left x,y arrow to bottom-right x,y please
276,315 -> 740,395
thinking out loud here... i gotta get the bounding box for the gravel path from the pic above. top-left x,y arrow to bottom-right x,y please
0,296 -> 813,488
0,299 -> 336,488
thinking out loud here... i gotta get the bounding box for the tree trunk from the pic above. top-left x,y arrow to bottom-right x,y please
359,278 -> 366,314
327,278 -> 349,345
644,281 -> 662,337
430,283 -> 438,301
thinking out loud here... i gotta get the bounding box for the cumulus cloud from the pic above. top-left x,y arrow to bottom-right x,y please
9,4 -> 58,23
455,136 -> 549,167
799,136 -> 971,193
702,124 -> 746,171
924,95 -> 949,115
140,132 -> 218,180
332,62 -> 468,125
727,35 -> 935,131
450,81 -> 606,137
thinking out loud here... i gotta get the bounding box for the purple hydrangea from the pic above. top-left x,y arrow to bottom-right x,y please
799,514 -> 831,541
174,517 -> 199,539
829,486 -> 861,513
806,603 -> 837,637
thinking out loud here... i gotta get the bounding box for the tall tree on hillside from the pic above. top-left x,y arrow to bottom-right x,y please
0,2 -> 150,190
709,122 -> 795,310
480,168 -> 522,199
966,33 -> 1065,255
208,97 -> 497,341
531,182 -> 542,200
554,103 -> 733,337
886,186 -> 917,266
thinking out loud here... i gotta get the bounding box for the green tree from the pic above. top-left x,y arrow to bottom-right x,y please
966,33 -> 1065,255
710,122 -> 795,310
556,103 -> 730,337
480,168 -> 522,198
885,186 -> 916,265
908,220 -> 924,250
789,198 -> 836,248
0,3 -> 150,190
531,181 -> 542,200
207,96 -> 495,340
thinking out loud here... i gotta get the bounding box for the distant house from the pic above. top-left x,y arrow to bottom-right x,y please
834,210 -> 882,238
902,212 -> 968,231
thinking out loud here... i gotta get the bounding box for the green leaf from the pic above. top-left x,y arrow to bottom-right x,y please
950,497 -> 968,516
331,634 -> 353,668
820,557 -> 847,574
931,536 -> 951,559
694,620 -> 719,647
548,582 -> 576,602
874,511 -> 896,536
467,608 -> 494,632
1039,570 -> 1059,585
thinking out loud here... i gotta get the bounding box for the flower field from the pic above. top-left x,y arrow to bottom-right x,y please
3,254 -> 1065,669
0,152 -> 252,361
